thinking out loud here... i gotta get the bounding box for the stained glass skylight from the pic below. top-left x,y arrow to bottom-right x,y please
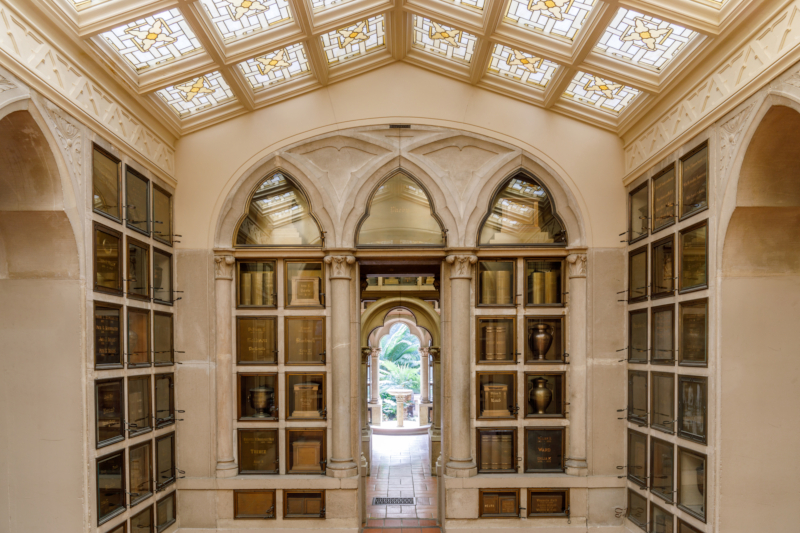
411,16 -> 477,65
596,9 -> 697,71
199,0 -> 292,43
156,72 -> 235,118
100,9 -> 203,72
311,0 -> 357,12
487,44 -> 559,89
321,16 -> 386,66
238,43 -> 311,92
440,0 -> 486,11
504,0 -> 596,42
563,71 -> 640,115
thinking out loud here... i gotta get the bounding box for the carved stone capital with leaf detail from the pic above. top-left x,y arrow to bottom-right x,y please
214,255 -> 235,280
324,255 -> 356,279
361,347 -> 371,363
566,254 -> 588,279
446,255 -> 477,279
428,347 -> 440,362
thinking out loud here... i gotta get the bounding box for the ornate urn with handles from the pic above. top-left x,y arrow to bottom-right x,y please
248,385 -> 274,418
528,377 -> 553,414
528,323 -> 554,361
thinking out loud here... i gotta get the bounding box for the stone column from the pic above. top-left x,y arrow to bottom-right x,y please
419,347 -> 431,425
430,347 -> 441,473
368,348 -> 382,425
214,255 -> 237,477
445,254 -> 477,478
565,253 -> 589,476
324,255 -> 358,478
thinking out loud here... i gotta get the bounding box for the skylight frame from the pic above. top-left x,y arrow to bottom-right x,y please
199,0 -> 293,44
562,71 -> 641,115
155,71 -> 236,118
321,15 -> 387,67
411,15 -> 478,65
503,0 -> 597,43
238,43 -> 312,92
486,44 -> 560,90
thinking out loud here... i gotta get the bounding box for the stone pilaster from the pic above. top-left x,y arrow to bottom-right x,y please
214,255 -> 237,477
368,348 -> 382,426
324,255 -> 358,478
565,252 -> 589,476
419,347 -> 431,425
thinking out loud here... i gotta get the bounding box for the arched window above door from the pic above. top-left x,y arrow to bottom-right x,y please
357,173 -> 445,247
479,174 -> 567,246
235,172 -> 323,246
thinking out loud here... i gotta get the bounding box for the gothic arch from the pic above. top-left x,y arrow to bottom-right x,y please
361,296 -> 440,348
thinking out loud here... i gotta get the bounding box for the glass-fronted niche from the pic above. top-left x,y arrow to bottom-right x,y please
629,246 -> 648,302
651,438 -> 675,503
126,167 -> 150,236
628,370 -> 647,425
651,235 -> 675,298
94,222 -> 123,295
286,261 -> 324,308
126,237 -> 149,300
651,372 -> 675,434
237,261 -> 276,307
476,317 -> 515,363
629,181 -> 649,244
129,441 -> 153,507
153,248 -> 173,304
477,260 -> 514,306
238,374 -> 278,420
286,373 -> 325,420
235,172 -> 322,246
238,429 -> 279,474
357,173 -> 445,246
152,185 -> 173,246
237,317 -> 277,364
128,375 -> 152,437
234,490 -> 276,519
679,221 -> 708,293
524,372 -> 565,417
479,174 -> 567,245
652,165 -> 676,233
680,143 -> 708,220
284,490 -> 325,518
479,489 -> 520,518
678,447 -> 706,522
285,317 -> 325,364
156,433 -> 176,490
525,260 -> 563,306
651,502 -> 674,533
528,489 -> 569,518
678,376 -> 707,444
629,310 -> 648,363
96,378 -> 124,447
97,450 -> 125,525
128,308 -> 150,367
286,428 -> 326,474
157,492 -> 177,531
627,488 -> 647,530
651,305 -> 675,365
477,372 -> 516,419
477,428 -> 516,473
153,312 -> 174,365
679,299 -> 708,366
95,303 -> 123,368
524,427 -> 565,473
627,430 -> 647,486
93,145 -> 122,222
526,317 -> 565,363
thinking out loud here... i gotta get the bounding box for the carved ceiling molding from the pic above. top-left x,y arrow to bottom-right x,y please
0,74 -> 16,92
41,98 -> 83,182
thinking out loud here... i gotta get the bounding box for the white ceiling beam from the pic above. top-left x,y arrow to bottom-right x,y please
390,3 -> 410,61
468,0 -> 505,84
619,0 -> 721,35
542,65 -> 576,108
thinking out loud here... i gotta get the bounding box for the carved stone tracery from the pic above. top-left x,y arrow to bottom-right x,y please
41,99 -> 83,181
719,104 -> 755,181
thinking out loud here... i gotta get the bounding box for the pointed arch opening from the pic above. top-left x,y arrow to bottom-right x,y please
234,171 -> 323,247
478,172 -> 567,246
356,172 -> 446,247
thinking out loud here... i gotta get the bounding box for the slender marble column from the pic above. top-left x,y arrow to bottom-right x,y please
445,254 -> 477,478
369,348 -> 381,404
214,255 -> 237,477
324,255 -> 358,478
430,347 -> 441,473
565,253 -> 589,476
419,347 -> 431,425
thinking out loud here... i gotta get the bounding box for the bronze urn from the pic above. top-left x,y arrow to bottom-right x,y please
528,323 -> 554,360
528,377 -> 553,414
248,385 -> 274,418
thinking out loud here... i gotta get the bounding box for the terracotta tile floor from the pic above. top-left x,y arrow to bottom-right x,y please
365,434 -> 439,531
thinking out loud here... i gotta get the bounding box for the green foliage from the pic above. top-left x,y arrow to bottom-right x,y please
379,324 -> 421,368
379,359 -> 421,395
380,391 -> 396,420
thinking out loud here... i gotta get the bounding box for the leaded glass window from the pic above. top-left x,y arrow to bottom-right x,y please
200,0 -> 292,43
156,71 -> 235,118
411,16 -> 477,64
487,44 -> 559,89
504,0 -> 596,41
321,16 -> 386,66
563,71 -> 641,115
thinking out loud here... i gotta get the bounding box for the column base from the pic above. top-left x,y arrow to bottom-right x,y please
419,401 -> 432,425
327,457 -> 359,478
445,457 -> 477,478
368,403 -> 382,426
216,461 -> 238,478
565,458 -> 588,476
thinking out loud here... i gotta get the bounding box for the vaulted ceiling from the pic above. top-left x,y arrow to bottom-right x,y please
37,0 -> 759,136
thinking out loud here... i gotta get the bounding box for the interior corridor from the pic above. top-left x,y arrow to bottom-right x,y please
365,434 -> 439,532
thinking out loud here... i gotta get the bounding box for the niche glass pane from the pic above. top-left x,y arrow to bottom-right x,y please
154,313 -> 173,365
236,173 -> 322,246
238,261 -> 276,307
284,491 -> 324,517
628,489 -> 647,529
237,317 -> 277,364
680,145 -> 708,218
95,304 -> 122,368
629,247 -> 647,301
525,428 -> 564,472
96,379 -> 124,446
678,448 -> 706,521
652,237 -> 674,297
627,430 -> 647,486
678,520 -> 702,533
153,185 -> 172,245
678,377 -> 706,443
526,260 -> 562,305
651,438 -> 674,502
651,306 -> 674,363
358,174 -> 444,246
629,310 -> 648,362
526,317 -> 564,362
524,373 -> 565,417
239,374 -> 278,420
477,373 -> 516,419
286,429 -> 325,474
93,146 -> 120,219
234,490 -> 276,519
478,261 -> 514,305
153,249 -> 172,303
131,506 -> 153,533
477,428 -> 516,472
97,452 -> 125,524
127,309 -> 150,366
238,429 -> 279,474
528,489 -> 569,517
128,376 -> 152,436
127,239 -> 149,299
651,373 -> 675,433
478,318 -> 514,362
680,223 -> 707,291
157,492 -> 176,532
129,442 -> 152,507
155,374 -> 175,427
286,261 -> 323,307
628,371 -> 647,424
286,373 -> 325,419
479,175 -> 566,245
652,166 -> 676,232
285,317 -> 325,364
126,168 -> 150,235
679,300 -> 707,365
630,183 -> 648,242
480,490 -> 519,517
94,224 -> 122,293
652,503 -> 674,533
156,433 -> 175,490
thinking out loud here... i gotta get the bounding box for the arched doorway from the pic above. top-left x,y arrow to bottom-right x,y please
719,103 -> 800,532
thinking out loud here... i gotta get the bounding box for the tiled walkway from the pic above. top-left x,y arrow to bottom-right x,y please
364,434 -> 439,532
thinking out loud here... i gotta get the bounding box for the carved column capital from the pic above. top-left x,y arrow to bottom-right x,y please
428,347 -> 440,362
566,253 -> 588,279
361,347 -> 372,363
214,255 -> 236,280
419,347 -> 430,357
446,255 -> 477,279
324,255 -> 356,279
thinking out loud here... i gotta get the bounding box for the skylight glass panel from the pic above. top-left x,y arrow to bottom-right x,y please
200,0 -> 292,43
311,0 -> 357,12
156,72 -> 235,118
596,8 -> 697,71
238,43 -> 311,92
411,15 -> 477,65
487,44 -> 559,89
70,0 -> 112,10
563,71 -> 640,115
321,16 -> 386,66
100,9 -> 203,72
440,0 -> 486,11
504,0 -> 596,42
